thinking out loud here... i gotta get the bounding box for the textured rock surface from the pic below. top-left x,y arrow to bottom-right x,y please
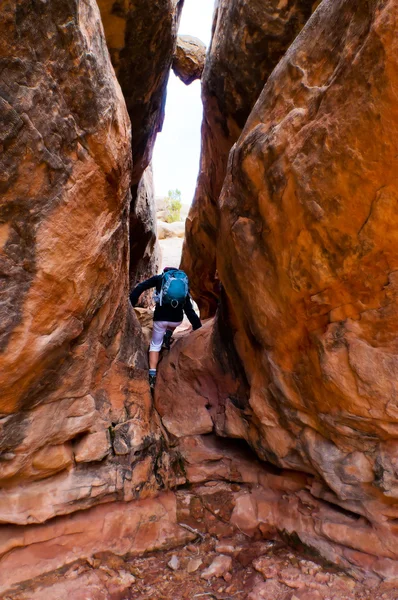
98,0 -> 183,287
173,35 -> 206,85
181,0 -> 317,316
129,164 -> 160,302
5,0 -> 398,594
98,0 -> 184,187
0,0 -> 144,417
156,319 -> 246,438
0,492 -> 194,596
5,479 -> 386,600
0,0 -> 167,593
161,0 -> 398,582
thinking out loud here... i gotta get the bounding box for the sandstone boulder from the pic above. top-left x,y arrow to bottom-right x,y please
0,0 -> 166,593
157,220 -> 186,239
218,0 -> 398,491
163,0 -> 398,581
0,0 -> 142,422
181,0 -> 318,316
173,35 -> 206,85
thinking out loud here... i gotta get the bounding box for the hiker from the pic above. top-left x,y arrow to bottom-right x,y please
130,267 -> 202,389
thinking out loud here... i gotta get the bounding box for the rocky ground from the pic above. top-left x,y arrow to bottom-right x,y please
19,532 -> 396,600
117,535 -> 397,600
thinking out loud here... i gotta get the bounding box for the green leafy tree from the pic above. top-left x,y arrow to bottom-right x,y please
164,188 -> 182,223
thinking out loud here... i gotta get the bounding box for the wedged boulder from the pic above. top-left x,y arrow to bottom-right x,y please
173,35 -> 206,85
161,0 -> 398,579
181,0 -> 318,317
155,317 -> 248,439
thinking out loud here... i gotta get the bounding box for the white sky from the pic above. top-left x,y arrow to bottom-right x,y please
152,0 -> 215,205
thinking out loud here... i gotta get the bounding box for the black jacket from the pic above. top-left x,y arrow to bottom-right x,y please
130,274 -> 202,329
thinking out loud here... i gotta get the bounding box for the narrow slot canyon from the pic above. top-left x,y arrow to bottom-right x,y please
1,1 -> 398,599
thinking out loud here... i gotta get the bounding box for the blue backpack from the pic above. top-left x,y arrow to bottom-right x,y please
159,269 -> 189,308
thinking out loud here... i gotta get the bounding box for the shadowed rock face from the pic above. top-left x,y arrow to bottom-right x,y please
129,164 -> 161,301
159,0 -> 398,582
98,0 -> 183,285
98,0 -> 184,187
181,0 -> 318,317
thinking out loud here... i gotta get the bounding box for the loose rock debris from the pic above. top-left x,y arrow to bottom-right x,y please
107,535 -> 398,599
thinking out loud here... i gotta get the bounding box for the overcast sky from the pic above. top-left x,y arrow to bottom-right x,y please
152,0 -> 215,205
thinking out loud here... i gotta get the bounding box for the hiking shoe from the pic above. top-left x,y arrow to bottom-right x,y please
162,330 -> 173,350
149,373 -> 157,391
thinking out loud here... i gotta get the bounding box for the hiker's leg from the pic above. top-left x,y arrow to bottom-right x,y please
149,350 -> 160,370
150,321 -> 167,355
148,322 -> 167,386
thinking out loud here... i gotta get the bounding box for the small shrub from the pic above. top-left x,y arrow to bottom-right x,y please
164,189 -> 182,223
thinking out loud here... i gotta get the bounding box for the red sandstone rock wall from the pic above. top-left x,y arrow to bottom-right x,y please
129,164 -> 161,299
0,0 -> 168,593
159,0 -> 398,582
98,0 -> 183,285
181,0 -> 317,317
5,0 -> 398,593
98,0 -> 183,187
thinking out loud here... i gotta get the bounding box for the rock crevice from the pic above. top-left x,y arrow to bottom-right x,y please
3,0 -> 398,595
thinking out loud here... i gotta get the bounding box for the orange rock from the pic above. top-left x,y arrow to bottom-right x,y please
181,0 -> 318,316
98,0 -> 181,287
173,35 -> 206,86
98,0 -> 183,186
0,492 -> 194,595
176,0 -> 398,580
31,444 -> 73,475
74,431 -> 110,464
0,0 -> 166,590
0,0 -> 133,415
216,0 -> 398,514
155,323 -> 216,437
201,554 -> 233,580
129,164 -> 161,293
